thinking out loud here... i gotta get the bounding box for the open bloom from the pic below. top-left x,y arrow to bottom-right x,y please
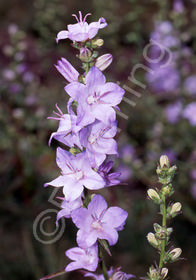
80,120 -> 118,167
71,194 -> 128,248
65,244 -> 98,272
56,11 -> 107,43
55,57 -> 79,83
44,148 -> 105,201
65,66 -> 124,131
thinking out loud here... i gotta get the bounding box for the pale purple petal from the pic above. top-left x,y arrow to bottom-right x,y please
85,66 -> 106,88
77,229 -> 98,248
88,195 -> 107,218
63,181 -> 84,201
71,207 -> 92,229
99,82 -> 125,106
102,207 -> 128,229
56,30 -> 69,43
65,82 -> 86,100
98,225 -> 118,246
44,175 -> 65,188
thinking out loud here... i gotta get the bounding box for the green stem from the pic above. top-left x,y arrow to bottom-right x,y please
99,246 -> 109,280
159,195 -> 167,269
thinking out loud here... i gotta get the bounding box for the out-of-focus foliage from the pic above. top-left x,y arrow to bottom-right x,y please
0,0 -> 196,280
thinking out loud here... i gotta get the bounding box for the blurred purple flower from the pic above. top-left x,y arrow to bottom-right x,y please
71,194 -> 128,248
162,149 -> 176,163
44,148 -> 105,201
190,169 -> 196,181
65,244 -> 98,272
65,66 -> 124,130
55,57 -> 79,83
80,120 -> 118,167
56,11 -> 107,43
120,144 -> 135,164
173,0 -> 184,13
98,161 -> 121,186
116,165 -> 132,182
191,183 -> 196,200
164,101 -> 182,123
182,102 -> 196,126
184,75 -> 196,96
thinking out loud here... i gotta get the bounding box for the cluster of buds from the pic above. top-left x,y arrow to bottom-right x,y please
146,155 -> 182,279
147,266 -> 168,280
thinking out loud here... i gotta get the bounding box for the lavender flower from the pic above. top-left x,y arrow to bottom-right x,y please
65,244 -> 99,272
44,148 -> 105,201
79,120 -> 118,167
55,57 -> 79,83
182,102 -> 196,126
71,194 -> 128,248
56,11 -> 107,43
65,66 -> 124,130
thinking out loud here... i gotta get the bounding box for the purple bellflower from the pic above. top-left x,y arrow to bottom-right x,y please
55,57 -> 79,83
44,148 -> 105,201
56,11 -> 107,43
65,244 -> 99,272
71,194 -> 128,248
98,161 -> 121,187
84,268 -> 114,279
80,120 -> 118,167
65,66 -> 125,131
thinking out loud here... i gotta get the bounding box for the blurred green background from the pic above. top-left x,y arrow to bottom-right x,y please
0,0 -> 196,279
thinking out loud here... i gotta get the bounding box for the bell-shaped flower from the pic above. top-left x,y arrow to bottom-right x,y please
65,66 -> 125,131
48,104 -> 82,149
55,57 -> 79,83
65,244 -> 98,272
71,194 -> 128,248
79,120 -> 118,167
44,148 -> 105,201
98,160 -> 121,186
56,11 -> 107,43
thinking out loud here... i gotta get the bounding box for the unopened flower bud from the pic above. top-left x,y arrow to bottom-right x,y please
149,267 -> 159,278
147,232 -> 159,248
161,268 -> 168,279
91,38 -> 104,47
95,53 -> 113,71
162,185 -> 171,196
160,155 -> 170,168
170,202 -> 182,217
168,248 -> 182,261
147,189 -> 160,203
79,47 -> 92,62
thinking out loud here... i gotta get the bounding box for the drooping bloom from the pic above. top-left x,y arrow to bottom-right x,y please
55,57 -> 79,83
182,102 -> 196,126
71,194 -> 128,248
56,11 -> 107,43
44,148 -> 105,201
48,105 -> 81,149
80,120 -> 118,167
98,161 -> 121,187
56,196 -> 83,223
65,66 -> 125,131
65,244 -> 99,272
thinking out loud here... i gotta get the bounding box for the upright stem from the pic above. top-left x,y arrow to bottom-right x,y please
99,246 -> 109,280
159,195 -> 167,269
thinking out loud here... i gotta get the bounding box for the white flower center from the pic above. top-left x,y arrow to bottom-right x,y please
87,95 -> 96,105
74,170 -> 83,180
91,220 -> 103,230
88,134 -> 98,144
